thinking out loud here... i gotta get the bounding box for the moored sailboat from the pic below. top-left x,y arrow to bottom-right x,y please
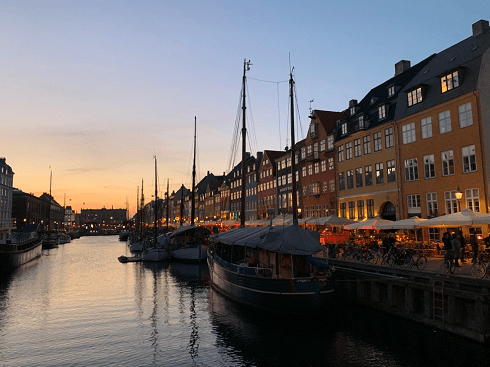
207,60 -> 334,314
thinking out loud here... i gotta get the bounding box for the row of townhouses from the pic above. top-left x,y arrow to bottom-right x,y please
138,20 -> 490,238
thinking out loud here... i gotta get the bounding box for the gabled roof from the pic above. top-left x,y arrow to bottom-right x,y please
334,54 -> 435,142
261,150 -> 284,167
311,110 -> 347,134
395,24 -> 490,119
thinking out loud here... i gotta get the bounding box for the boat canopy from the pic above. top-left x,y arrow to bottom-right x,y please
170,225 -> 211,238
211,225 -> 324,255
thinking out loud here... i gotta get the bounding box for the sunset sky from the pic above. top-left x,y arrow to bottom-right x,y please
1,0 -> 487,216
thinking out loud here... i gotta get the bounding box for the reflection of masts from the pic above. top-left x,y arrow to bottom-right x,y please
191,117 -> 197,225
166,179 -> 170,231
188,287 -> 199,360
154,157 -> 158,246
141,179 -> 145,234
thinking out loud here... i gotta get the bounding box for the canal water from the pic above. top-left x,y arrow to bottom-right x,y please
0,235 -> 489,367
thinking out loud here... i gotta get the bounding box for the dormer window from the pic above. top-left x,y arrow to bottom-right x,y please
350,106 -> 356,115
341,122 -> 347,135
358,116 -> 365,129
378,105 -> 386,119
388,86 -> 395,97
407,87 -> 423,107
441,70 -> 459,93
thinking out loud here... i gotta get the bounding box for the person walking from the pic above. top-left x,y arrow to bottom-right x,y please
457,230 -> 467,262
442,232 -> 454,266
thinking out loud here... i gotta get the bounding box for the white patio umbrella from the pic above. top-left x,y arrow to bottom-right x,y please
344,217 -> 393,230
417,208 -> 490,227
376,216 -> 427,230
321,216 -> 357,227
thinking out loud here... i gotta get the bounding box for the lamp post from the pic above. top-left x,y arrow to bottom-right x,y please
455,186 -> 463,212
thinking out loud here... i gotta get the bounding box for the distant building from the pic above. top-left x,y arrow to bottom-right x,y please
12,189 -> 47,232
80,208 -> 127,235
0,158 -> 14,241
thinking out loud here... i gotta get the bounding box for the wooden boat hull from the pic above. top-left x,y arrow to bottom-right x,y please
207,251 -> 334,314
171,244 -> 207,262
0,239 -> 43,269
142,248 -> 169,262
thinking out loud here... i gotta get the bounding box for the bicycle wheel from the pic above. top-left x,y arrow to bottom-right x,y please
439,260 -> 452,274
416,256 -> 427,270
471,262 -> 486,279
400,254 -> 412,268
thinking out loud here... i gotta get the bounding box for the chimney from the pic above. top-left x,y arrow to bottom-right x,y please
473,19 -> 489,36
349,99 -> 357,108
395,60 -> 411,76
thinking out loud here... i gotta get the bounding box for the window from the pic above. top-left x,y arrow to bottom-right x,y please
363,136 -> 371,155
339,172 -> 345,191
407,194 -> 421,216
459,102 -> 473,128
441,150 -> 454,176
408,87 -> 422,106
321,160 -> 326,172
421,117 -> 432,139
388,86 -> 395,97
329,179 -> 335,193
358,116 -> 365,129
365,165 -> 373,186
404,158 -> 419,181
441,70 -> 459,93
340,203 -> 346,218
402,122 -> 416,144
310,123 -> 318,138
466,188 -> 480,212
302,186 -> 308,197
347,170 -> 354,189
345,142 -> 352,160
322,181 -> 328,194
348,201 -> 355,219
374,132 -> 382,152
341,123 -> 347,135
354,139 -> 361,157
355,167 -> 363,188
375,163 -> 384,184
320,139 -> 326,152
327,135 -> 334,151
357,201 -> 365,220
350,106 -> 356,115
438,110 -> 451,134
308,164 -> 313,176
307,145 -> 312,156
313,143 -> 319,158
328,157 -> 334,170
367,199 -> 374,218
338,145 -> 344,162
444,191 -> 458,214
462,145 -> 476,173
323,204 -> 328,216
309,182 -> 320,196
379,105 -> 386,119
426,192 -> 438,217
314,162 -> 320,174
302,166 -> 306,177
385,127 -> 393,149
387,160 -> 396,183
424,154 -> 435,179
300,146 -> 306,159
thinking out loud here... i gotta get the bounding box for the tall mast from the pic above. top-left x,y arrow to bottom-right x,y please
240,59 -> 251,228
290,69 -> 298,226
180,185 -> 184,226
154,156 -> 158,245
136,186 -> 139,233
166,179 -> 170,231
191,116 -> 197,225
141,179 -> 144,234
48,167 -> 52,231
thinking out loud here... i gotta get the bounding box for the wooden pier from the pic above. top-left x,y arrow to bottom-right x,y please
329,258 -> 490,342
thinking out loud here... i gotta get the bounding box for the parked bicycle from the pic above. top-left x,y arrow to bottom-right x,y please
404,249 -> 428,270
470,251 -> 490,278
440,250 -> 456,275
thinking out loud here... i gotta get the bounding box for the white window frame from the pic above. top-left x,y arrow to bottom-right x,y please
438,110 -> 451,134
338,145 -> 344,163
346,142 -> 352,160
424,154 -> 435,179
320,139 -> 326,152
462,145 -> 477,173
379,105 -> 386,119
328,157 -> 334,170
354,138 -> 361,157
387,159 -> 396,183
408,87 -> 422,106
375,162 -> 384,185
421,117 -> 432,139
363,136 -> 371,155
458,102 -> 473,128
444,191 -> 458,214
341,123 -> 347,135
441,150 -> 455,176
404,158 -> 419,181
402,122 -> 416,144
385,127 -> 393,149
374,132 -> 382,152
441,70 -> 459,93
407,194 -> 421,215
426,192 -> 438,217
466,188 -> 480,212
327,135 -> 334,151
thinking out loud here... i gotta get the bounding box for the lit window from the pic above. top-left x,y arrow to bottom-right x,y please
357,201 -> 365,219
402,122 -> 416,144
424,154 -> 435,179
308,164 -> 313,176
321,160 -> 326,172
462,145 -> 477,173
329,179 -> 335,193
388,86 -> 395,97
341,123 -> 347,135
404,158 -> 419,181
421,117 -> 432,139
441,71 -> 459,93
367,199 -> 374,218
302,166 -> 306,177
438,110 -> 451,134
340,202 -> 346,218
320,139 -> 326,151
328,157 -> 334,170
348,201 -> 355,219
314,162 -> 320,174
408,87 -> 422,106
458,102 -> 473,128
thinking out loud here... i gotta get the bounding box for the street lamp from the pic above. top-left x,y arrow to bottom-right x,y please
455,186 -> 463,212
